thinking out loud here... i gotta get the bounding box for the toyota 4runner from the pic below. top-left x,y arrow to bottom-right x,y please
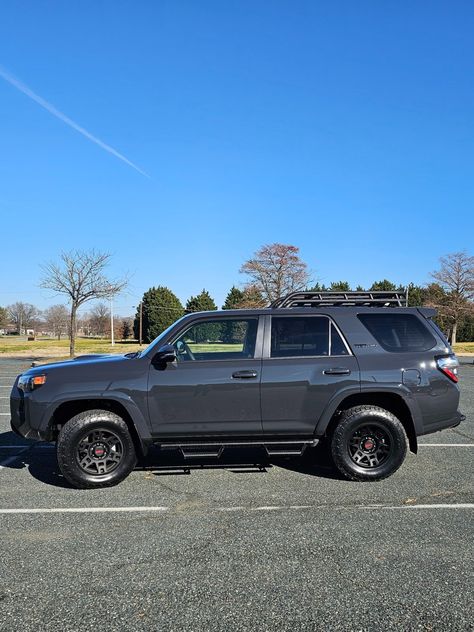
10,291 -> 464,488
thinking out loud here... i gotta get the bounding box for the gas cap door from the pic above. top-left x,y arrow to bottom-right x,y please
402,369 -> 421,386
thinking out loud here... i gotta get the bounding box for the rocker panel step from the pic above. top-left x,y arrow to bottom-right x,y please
159,438 -> 318,459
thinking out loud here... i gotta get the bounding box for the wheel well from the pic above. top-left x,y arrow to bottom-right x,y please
50,399 -> 145,456
326,393 -> 417,453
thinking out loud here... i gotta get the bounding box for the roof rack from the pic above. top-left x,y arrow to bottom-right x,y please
270,290 -> 408,309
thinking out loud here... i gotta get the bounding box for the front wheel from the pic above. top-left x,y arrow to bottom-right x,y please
57,410 -> 137,489
331,405 -> 408,482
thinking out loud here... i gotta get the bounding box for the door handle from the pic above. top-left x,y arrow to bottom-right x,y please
323,367 -> 351,376
232,370 -> 258,379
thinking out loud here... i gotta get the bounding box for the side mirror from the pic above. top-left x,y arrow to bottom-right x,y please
152,344 -> 176,366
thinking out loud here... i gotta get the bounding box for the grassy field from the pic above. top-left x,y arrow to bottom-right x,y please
0,336 -> 143,357
452,341 -> 474,354
0,336 -> 472,358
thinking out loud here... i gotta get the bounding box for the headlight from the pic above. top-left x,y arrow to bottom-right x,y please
18,374 -> 47,392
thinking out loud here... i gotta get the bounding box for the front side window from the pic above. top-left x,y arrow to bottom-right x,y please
270,316 -> 349,358
173,318 -> 258,361
358,313 -> 436,352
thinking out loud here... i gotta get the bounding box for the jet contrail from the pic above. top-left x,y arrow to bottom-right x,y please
0,65 -> 149,177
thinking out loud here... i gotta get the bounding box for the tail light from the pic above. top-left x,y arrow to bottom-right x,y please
436,355 -> 459,383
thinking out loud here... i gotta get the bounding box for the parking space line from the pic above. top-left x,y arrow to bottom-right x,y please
0,506 -> 170,515
0,503 -> 472,516
418,443 -> 474,447
380,504 -> 474,510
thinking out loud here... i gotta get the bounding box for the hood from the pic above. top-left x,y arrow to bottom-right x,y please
23,353 -> 134,376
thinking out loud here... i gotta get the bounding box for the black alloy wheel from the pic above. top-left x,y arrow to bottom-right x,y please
331,405 -> 408,482
57,410 -> 137,489
76,428 -> 124,476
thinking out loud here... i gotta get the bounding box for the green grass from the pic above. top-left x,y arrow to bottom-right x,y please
453,342 -> 474,354
0,336 -> 142,357
187,343 -> 243,353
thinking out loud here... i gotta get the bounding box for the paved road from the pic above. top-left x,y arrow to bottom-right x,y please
0,359 -> 473,631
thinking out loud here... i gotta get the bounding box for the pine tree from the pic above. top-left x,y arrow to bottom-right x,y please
222,286 -> 245,310
134,286 -> 184,343
369,280 -> 397,291
186,289 -> 217,313
185,290 -> 218,342
329,281 -> 351,291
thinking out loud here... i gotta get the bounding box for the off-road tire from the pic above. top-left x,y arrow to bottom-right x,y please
331,405 -> 408,482
57,409 -> 137,489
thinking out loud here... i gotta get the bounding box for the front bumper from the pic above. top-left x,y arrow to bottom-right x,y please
10,381 -> 47,441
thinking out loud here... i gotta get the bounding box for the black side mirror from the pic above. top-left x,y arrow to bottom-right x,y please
152,344 -> 176,366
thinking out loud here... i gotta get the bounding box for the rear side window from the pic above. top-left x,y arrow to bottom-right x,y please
358,314 -> 436,352
270,316 -> 349,357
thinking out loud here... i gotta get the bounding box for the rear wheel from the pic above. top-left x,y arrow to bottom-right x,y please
57,410 -> 137,489
331,405 -> 408,481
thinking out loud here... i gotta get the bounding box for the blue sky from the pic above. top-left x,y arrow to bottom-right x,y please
1,0 -> 473,317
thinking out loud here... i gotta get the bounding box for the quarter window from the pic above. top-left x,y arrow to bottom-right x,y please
270,316 -> 349,358
358,314 -> 436,352
174,318 -> 258,361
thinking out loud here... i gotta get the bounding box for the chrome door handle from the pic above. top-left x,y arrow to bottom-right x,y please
323,368 -> 351,376
232,370 -> 258,379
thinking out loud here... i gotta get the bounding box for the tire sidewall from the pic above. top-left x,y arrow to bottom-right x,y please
331,408 -> 407,481
57,411 -> 137,488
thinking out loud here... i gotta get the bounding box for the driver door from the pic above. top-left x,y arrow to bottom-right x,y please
147,316 -> 264,437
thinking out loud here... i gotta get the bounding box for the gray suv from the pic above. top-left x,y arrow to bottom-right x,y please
10,291 -> 464,488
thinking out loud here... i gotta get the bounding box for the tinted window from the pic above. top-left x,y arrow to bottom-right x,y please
331,323 -> 349,356
358,314 -> 436,352
174,318 -> 258,361
271,317 -> 330,357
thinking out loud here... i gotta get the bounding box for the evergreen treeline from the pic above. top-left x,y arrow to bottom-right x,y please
133,280 -> 474,343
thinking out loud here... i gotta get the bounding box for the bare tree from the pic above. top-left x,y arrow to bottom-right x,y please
40,250 -> 127,356
240,243 -> 310,303
238,284 -> 267,308
0,306 -> 8,330
431,251 -> 474,344
88,302 -> 110,337
43,304 -> 69,340
7,302 -> 42,334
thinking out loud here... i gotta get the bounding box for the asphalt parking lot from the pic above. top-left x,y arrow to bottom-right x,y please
0,359 -> 473,632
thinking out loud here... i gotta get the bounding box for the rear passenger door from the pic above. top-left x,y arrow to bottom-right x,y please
261,314 -> 360,435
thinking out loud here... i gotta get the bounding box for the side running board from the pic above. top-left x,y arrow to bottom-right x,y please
159,439 -> 319,460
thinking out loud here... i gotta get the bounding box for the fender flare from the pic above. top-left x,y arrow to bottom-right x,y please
44,391 -> 153,455
314,384 -> 423,440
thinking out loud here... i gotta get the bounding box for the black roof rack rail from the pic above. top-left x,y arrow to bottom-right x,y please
270,290 -> 408,309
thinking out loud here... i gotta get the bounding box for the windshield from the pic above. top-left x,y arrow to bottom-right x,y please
139,315 -> 189,357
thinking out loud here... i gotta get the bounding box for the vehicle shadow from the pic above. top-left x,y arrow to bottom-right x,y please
0,431 -> 343,488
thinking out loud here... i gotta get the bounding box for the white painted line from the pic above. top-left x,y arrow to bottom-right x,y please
418,443 -> 474,447
380,504 -> 474,510
0,504 -> 472,516
251,505 -> 283,511
0,413 -> 11,416
217,506 -> 245,512
0,447 -> 31,470
0,506 -> 169,515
